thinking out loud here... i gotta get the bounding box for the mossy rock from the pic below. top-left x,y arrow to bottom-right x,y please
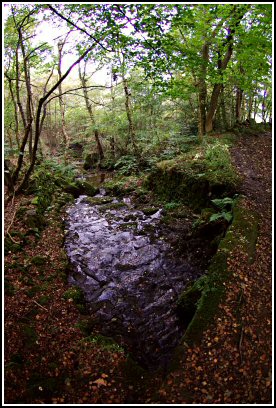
37,295 -> 50,305
84,196 -> 114,206
145,144 -> 241,210
75,180 -> 99,196
26,285 -> 42,298
63,180 -> 99,198
98,202 -> 127,211
54,192 -> 74,209
4,278 -> 16,296
15,206 -> 29,219
83,152 -> 100,170
4,237 -> 23,255
23,209 -> 47,230
30,255 -> 48,266
141,207 -> 159,216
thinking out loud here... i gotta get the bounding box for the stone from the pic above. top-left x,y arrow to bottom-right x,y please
64,189 -> 202,369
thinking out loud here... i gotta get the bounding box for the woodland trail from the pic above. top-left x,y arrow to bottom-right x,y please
4,132 -> 272,404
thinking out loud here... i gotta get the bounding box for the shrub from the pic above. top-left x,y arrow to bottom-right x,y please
114,155 -> 139,175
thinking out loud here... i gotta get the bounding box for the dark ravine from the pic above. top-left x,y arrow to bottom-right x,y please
64,189 -> 204,369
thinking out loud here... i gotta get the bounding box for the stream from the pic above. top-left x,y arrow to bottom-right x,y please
64,188 -> 203,369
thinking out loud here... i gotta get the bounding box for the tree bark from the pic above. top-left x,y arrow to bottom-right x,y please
203,6 -> 248,133
235,87 -> 243,123
123,77 -> 139,156
78,63 -> 104,161
57,40 -> 70,163
5,73 -> 20,148
197,43 -> 208,139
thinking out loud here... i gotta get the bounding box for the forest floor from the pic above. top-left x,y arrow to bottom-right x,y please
4,131 -> 272,404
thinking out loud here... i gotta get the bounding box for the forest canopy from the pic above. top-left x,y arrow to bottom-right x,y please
3,3 -> 272,191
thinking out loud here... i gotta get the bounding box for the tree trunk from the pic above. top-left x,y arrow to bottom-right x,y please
4,160 -> 15,194
205,84 -> 223,133
247,93 -> 253,121
197,43 -> 208,139
235,87 -> 243,123
123,77 -> 139,156
79,63 -> 104,162
5,74 -> 20,148
18,24 -> 33,161
57,41 -> 70,163
16,45 -> 95,193
220,86 -> 228,130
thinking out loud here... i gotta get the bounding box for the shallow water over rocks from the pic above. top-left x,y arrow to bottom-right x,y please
64,190 -> 202,369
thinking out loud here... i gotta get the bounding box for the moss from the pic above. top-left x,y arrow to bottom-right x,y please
99,202 -> 127,211
23,209 -> 47,230
30,255 -> 48,266
173,197 -> 259,352
84,196 -> 114,205
82,334 -> 124,352
15,206 -> 29,219
37,295 -> 50,305
75,317 -> 96,335
120,222 -> 138,231
141,207 -> 159,216
4,237 -> 23,255
26,286 -> 42,298
145,140 -> 241,210
5,278 -> 16,296
63,286 -> 86,312
22,324 -> 37,347
75,180 -> 99,196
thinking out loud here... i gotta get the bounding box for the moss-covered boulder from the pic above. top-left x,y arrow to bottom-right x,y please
83,152 -> 100,170
63,180 -> 99,198
23,209 -> 47,230
145,142 -> 241,210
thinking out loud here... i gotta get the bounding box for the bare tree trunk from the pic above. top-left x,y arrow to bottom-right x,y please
5,73 -> 20,148
110,68 -> 116,159
57,40 -> 70,163
123,77 -> 139,156
18,23 -> 33,161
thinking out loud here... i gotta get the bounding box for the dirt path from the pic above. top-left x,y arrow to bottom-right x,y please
143,131 -> 272,404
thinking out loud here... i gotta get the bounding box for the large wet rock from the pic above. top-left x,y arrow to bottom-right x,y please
64,190 -> 202,368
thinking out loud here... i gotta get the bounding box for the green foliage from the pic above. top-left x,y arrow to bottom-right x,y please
209,211 -> 233,223
211,197 -> 235,210
63,286 -> 86,312
209,196 -> 237,223
31,159 -> 76,214
164,202 -> 181,211
114,155 -> 139,175
204,142 -> 232,169
80,334 -> 124,352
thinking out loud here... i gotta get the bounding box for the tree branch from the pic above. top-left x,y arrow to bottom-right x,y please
48,5 -> 113,53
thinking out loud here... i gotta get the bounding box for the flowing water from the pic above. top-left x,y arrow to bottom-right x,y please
64,189 -> 202,369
